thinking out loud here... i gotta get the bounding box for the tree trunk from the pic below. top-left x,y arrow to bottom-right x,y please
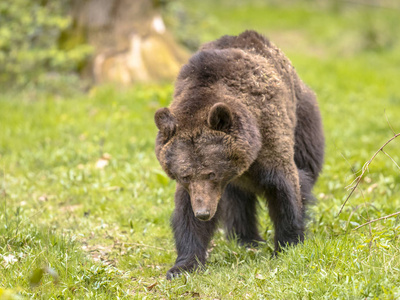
70,0 -> 189,84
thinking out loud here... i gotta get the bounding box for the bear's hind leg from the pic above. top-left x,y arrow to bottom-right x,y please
298,168 -> 315,218
221,184 -> 264,247
167,184 -> 220,280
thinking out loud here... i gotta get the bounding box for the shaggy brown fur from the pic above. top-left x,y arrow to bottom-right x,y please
154,30 -> 324,279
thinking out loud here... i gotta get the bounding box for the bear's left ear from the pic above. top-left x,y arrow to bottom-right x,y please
207,103 -> 233,132
155,107 -> 176,142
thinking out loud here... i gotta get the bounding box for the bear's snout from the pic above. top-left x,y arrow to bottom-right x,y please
192,196 -> 213,221
189,181 -> 220,222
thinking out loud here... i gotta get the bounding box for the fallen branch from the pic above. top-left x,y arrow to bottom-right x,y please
338,132 -> 400,216
353,211 -> 400,230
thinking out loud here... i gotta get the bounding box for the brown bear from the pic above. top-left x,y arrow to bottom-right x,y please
154,30 -> 324,279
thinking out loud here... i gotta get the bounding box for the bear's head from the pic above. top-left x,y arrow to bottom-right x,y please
155,102 -> 260,221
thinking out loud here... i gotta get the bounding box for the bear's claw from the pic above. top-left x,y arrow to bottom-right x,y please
166,266 -> 183,280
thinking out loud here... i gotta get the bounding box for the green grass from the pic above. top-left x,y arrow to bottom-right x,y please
1,1 -> 400,299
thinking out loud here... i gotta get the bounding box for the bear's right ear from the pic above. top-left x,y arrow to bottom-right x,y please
207,103 -> 233,133
155,107 -> 176,142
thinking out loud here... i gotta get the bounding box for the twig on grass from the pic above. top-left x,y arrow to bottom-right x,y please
384,109 -> 396,136
338,132 -> 400,216
353,211 -> 400,230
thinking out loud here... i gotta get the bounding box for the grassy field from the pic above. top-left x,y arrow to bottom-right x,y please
1,1 -> 400,299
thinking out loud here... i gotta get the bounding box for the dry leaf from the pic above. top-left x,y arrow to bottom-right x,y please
95,159 -> 109,169
146,282 -> 158,291
38,195 -> 48,202
367,183 -> 378,193
95,153 -> 111,169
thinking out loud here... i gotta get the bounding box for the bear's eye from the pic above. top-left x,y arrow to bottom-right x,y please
207,172 -> 216,180
181,176 -> 191,184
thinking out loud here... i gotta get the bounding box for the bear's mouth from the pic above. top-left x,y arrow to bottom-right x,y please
192,205 -> 218,221
194,209 -> 212,221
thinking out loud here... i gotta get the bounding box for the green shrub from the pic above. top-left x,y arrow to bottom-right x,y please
0,0 -> 91,90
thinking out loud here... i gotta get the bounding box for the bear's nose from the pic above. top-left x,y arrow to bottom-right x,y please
195,210 -> 210,221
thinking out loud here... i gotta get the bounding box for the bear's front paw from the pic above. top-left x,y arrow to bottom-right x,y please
166,262 -> 204,280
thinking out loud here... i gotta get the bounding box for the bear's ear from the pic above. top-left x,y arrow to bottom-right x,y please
155,107 -> 176,142
207,103 -> 233,132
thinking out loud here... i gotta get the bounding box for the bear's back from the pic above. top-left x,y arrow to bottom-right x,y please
174,30 -> 297,100
173,31 -> 296,114
200,30 -> 293,78
201,30 -> 273,55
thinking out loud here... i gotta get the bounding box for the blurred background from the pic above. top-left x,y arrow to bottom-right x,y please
1,0 -> 399,93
